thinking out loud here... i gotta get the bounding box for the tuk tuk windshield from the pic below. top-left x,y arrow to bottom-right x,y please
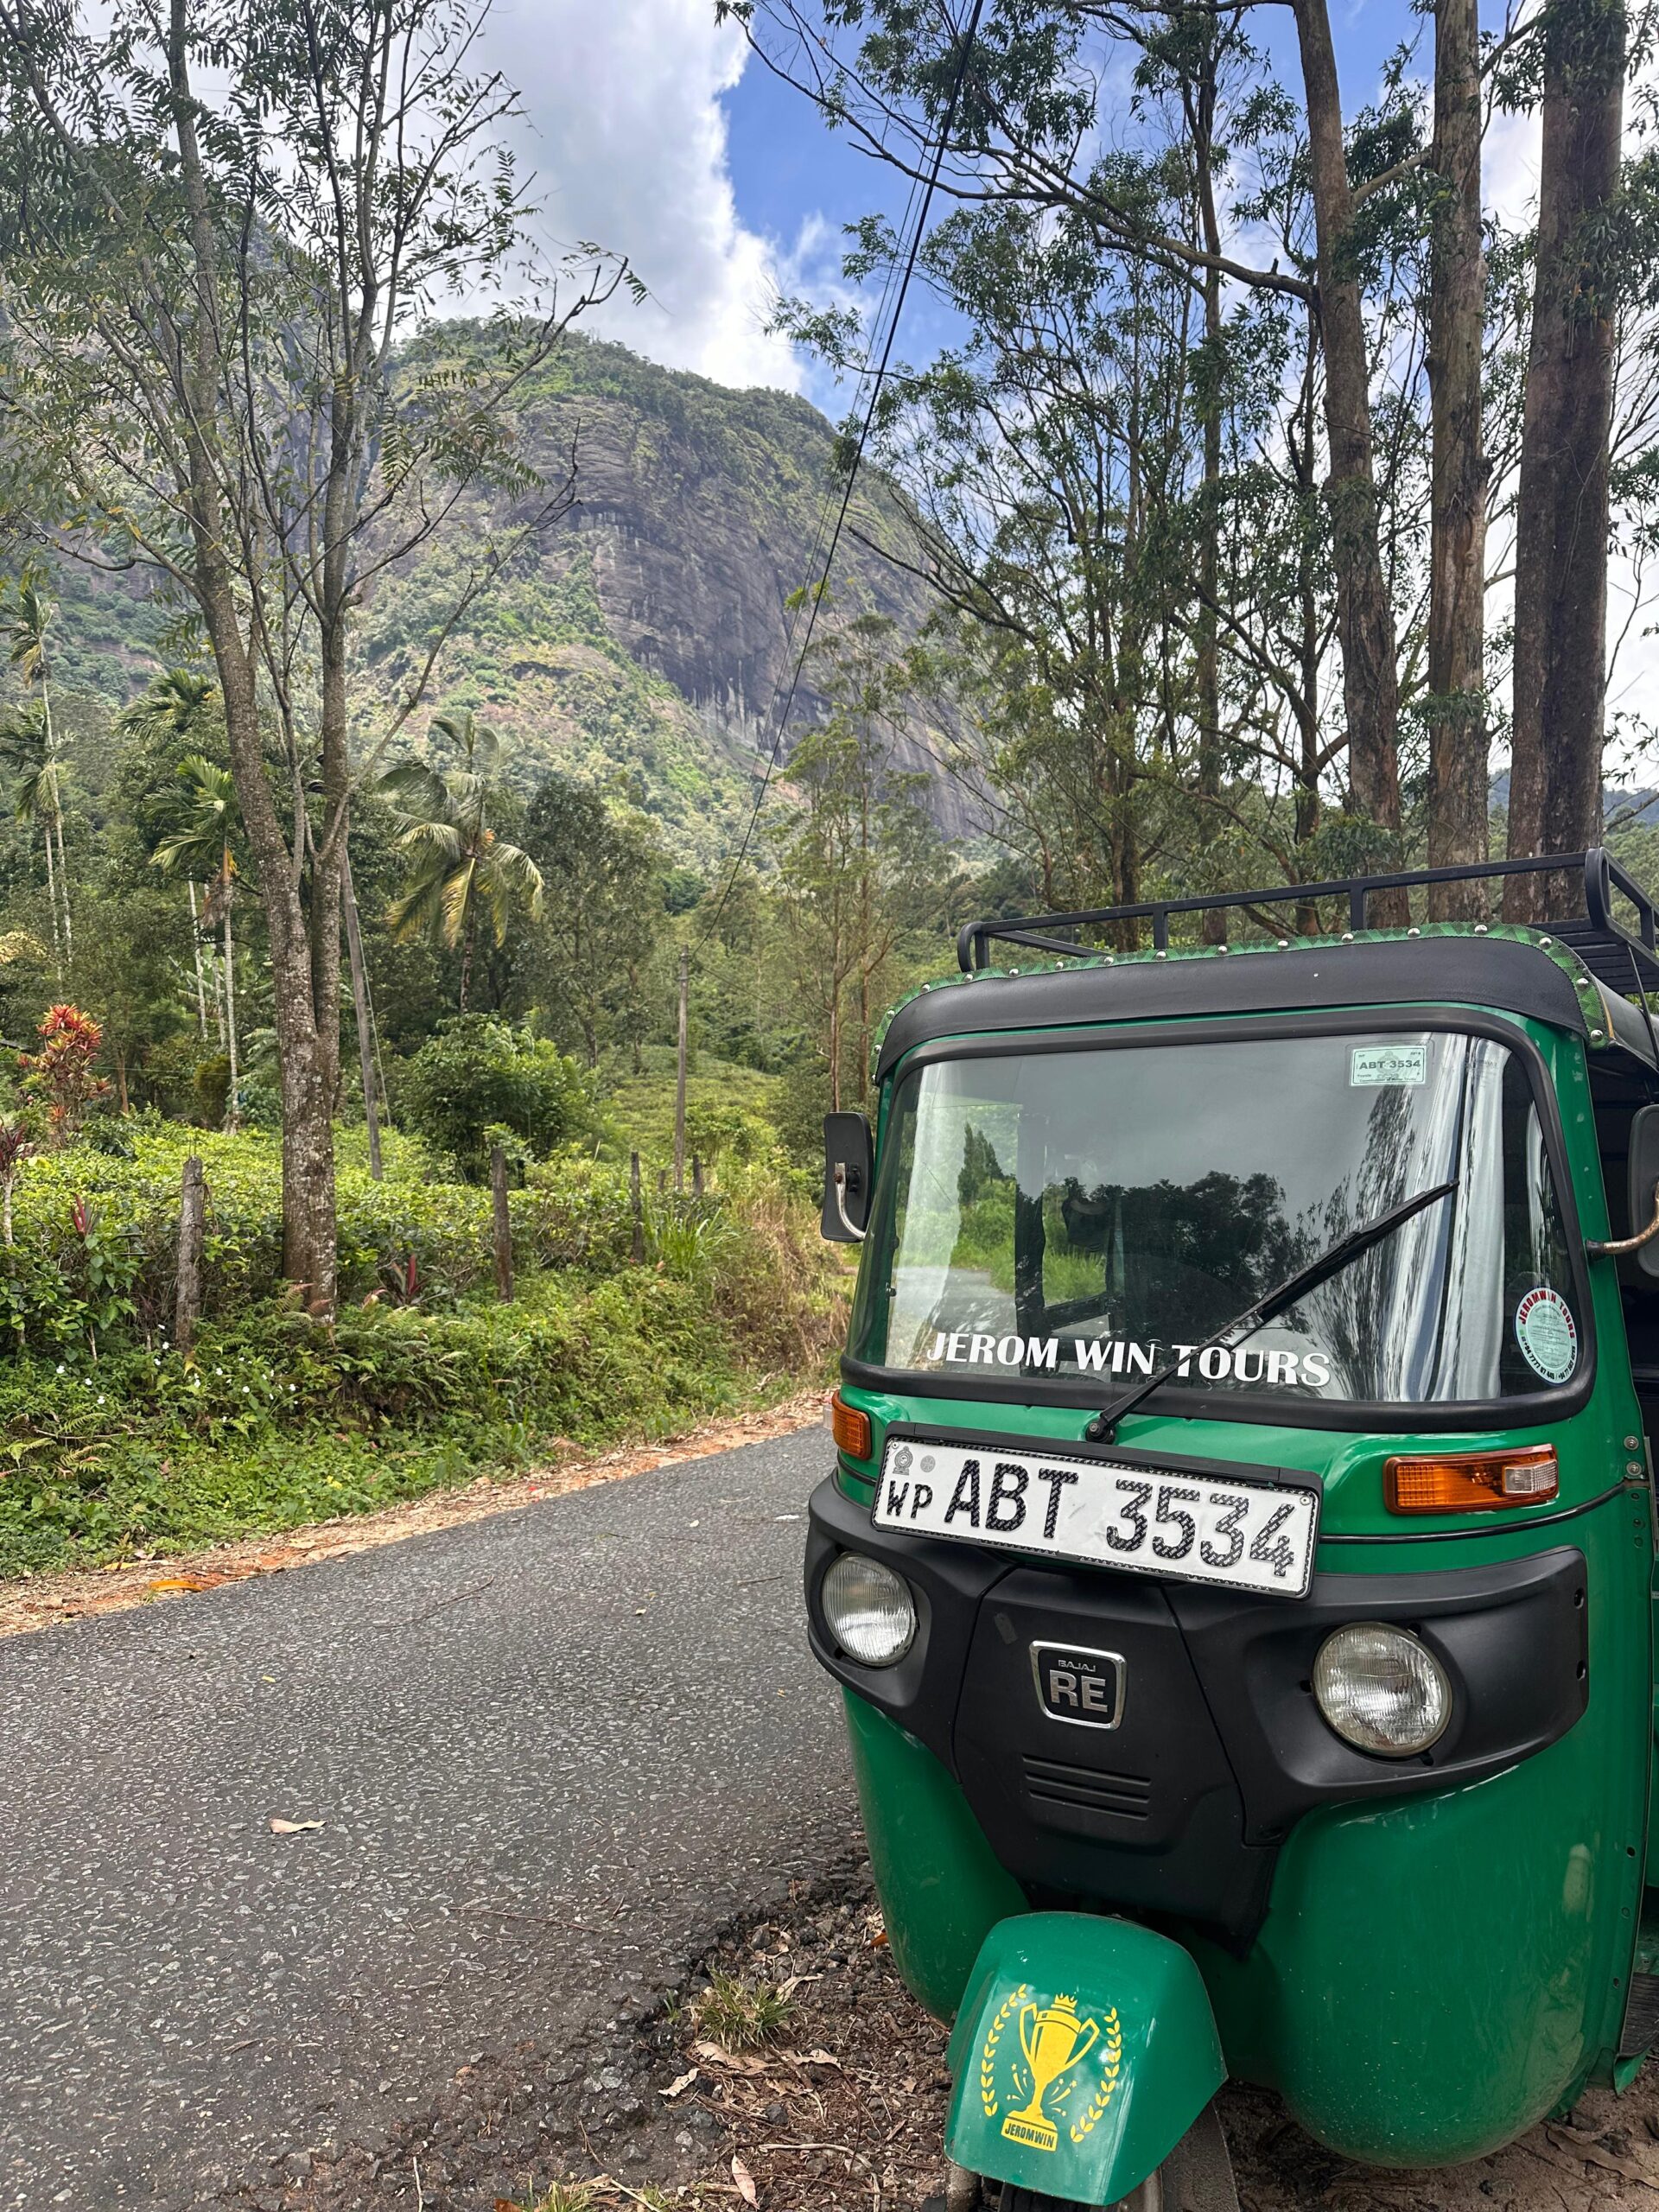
852,1028 -> 1581,1406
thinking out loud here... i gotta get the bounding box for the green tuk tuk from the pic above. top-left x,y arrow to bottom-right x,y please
807,851 -> 1659,2211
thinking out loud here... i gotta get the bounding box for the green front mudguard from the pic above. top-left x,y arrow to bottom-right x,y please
945,1913 -> 1224,2206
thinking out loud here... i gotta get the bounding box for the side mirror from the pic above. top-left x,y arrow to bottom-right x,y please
822,1113 -> 874,1243
1630,1103 -> 1659,1277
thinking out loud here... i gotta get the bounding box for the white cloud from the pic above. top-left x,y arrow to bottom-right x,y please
478,0 -> 811,391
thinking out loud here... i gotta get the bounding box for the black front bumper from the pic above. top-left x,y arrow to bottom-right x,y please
806,1474 -> 1589,1948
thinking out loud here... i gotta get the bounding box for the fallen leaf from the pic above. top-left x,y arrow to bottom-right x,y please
147,1575 -> 215,1593
1545,2126 -> 1659,2190
660,2068 -> 699,2101
269,1817 -> 323,1835
731,2154 -> 758,2206
693,2039 -> 768,2075
798,2049 -> 842,2069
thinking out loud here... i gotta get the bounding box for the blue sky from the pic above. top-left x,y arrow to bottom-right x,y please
478,2 -> 1537,411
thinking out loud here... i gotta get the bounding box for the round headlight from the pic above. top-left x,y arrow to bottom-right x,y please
822,1552 -> 917,1667
1313,1622 -> 1452,1757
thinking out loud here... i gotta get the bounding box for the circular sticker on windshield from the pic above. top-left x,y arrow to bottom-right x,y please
1515,1287 -> 1579,1385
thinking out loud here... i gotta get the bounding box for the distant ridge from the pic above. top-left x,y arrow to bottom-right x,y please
29,330 -> 969,866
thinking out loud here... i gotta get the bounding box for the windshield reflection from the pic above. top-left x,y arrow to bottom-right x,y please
856,1031 -> 1573,1406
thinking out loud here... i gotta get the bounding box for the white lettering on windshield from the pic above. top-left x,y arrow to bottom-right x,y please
923,1330 -> 1332,1389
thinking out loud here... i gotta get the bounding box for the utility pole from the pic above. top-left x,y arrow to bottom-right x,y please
674,945 -> 689,1194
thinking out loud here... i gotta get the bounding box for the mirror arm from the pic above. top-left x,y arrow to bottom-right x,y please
1588,1185 -> 1659,1257
832,1164 -> 868,1243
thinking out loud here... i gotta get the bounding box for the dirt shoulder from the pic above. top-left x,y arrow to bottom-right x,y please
232,1861 -> 1659,2212
0,1389 -> 824,1639
227,1849 -> 1659,2212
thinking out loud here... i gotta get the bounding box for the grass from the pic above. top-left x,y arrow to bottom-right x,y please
0,1276 -> 809,1580
689,1970 -> 795,2052
507,2185 -> 601,2212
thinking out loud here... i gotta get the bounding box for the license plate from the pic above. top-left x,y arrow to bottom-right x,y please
873,1435 -> 1319,1598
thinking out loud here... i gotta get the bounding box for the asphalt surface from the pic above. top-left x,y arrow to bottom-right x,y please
0,1428 -> 855,2210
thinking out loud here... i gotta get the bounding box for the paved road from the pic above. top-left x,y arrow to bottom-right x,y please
0,1429 -> 854,2209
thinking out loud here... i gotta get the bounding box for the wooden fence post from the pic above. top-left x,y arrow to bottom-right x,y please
630,1150 -> 645,1263
491,1145 -> 514,1303
692,1154 -> 703,1198
176,1154 -> 206,1351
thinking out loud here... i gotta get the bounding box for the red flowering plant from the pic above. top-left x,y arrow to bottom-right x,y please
19,1004 -> 111,1143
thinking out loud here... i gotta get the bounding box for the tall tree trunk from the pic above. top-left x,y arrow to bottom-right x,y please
38,813 -> 60,982
1190,24 -> 1228,944
1505,0 -> 1626,923
340,849 -> 382,1180
1426,0 -> 1491,919
221,877 -> 238,1131
168,0 -> 335,1307
458,906 -> 475,1014
37,671 -> 67,975
54,809 -> 71,968
1291,0 -> 1407,924
187,881 -> 209,1040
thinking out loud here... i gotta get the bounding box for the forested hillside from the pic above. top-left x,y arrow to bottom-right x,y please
25,333 -> 962,866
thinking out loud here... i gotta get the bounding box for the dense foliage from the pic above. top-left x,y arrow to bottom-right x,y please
0,1118 -> 845,1576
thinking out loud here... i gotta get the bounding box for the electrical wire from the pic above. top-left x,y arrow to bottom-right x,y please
692,0 -> 987,957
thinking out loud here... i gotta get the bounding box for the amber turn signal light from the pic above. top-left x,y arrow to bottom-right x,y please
1384,1444 -> 1559,1515
829,1392 -> 874,1463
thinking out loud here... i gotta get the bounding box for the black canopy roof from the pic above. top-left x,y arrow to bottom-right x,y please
875,928 -> 1620,1083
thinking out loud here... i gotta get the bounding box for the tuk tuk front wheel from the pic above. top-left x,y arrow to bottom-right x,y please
965,2100 -> 1238,2212
995,2183 -> 1160,2212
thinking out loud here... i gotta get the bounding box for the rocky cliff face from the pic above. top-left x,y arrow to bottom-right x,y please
40,331 -> 969,865
360,333 -> 970,861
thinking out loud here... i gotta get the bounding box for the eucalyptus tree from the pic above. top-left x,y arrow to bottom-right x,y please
0,0 -> 632,1306
728,0 -> 1653,918
768,614 -> 940,1109
1504,0 -> 1630,918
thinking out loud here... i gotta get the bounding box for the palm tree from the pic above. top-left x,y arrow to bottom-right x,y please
120,670 -> 223,1041
381,710 -> 543,1012
0,582 -> 71,976
153,757 -> 243,1127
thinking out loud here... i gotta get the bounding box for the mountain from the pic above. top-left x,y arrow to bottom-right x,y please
33,331 -> 963,867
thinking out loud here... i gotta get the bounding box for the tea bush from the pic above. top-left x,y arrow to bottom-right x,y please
0,1121 -> 848,1576
399,1017 -> 595,1179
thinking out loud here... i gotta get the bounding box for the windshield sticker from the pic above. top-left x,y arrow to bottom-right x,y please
1514,1287 -> 1578,1385
1351,1043 -> 1428,1087
923,1330 -> 1331,1389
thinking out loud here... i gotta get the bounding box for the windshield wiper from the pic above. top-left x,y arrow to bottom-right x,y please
1082,1179 -> 1459,1444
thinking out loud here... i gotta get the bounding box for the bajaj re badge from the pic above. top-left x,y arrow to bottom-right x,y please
980,1986 -> 1123,2152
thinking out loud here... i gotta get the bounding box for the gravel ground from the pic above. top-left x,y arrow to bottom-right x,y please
264,1867 -> 1659,2212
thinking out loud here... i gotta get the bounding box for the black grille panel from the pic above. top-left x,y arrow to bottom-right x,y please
1023,1754 -> 1152,1821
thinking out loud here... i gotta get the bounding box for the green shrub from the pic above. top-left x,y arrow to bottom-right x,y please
399,1016 -> 594,1179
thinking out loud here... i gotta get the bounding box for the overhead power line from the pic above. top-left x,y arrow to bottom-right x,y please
692,0 -> 987,957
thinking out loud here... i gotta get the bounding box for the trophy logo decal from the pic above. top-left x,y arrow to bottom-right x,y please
978,1988 -> 1123,2154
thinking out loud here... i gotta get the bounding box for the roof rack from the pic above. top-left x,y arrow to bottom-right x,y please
957,848 -> 1659,1001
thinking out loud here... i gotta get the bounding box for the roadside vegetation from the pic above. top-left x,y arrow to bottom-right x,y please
0,1041 -> 843,1580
